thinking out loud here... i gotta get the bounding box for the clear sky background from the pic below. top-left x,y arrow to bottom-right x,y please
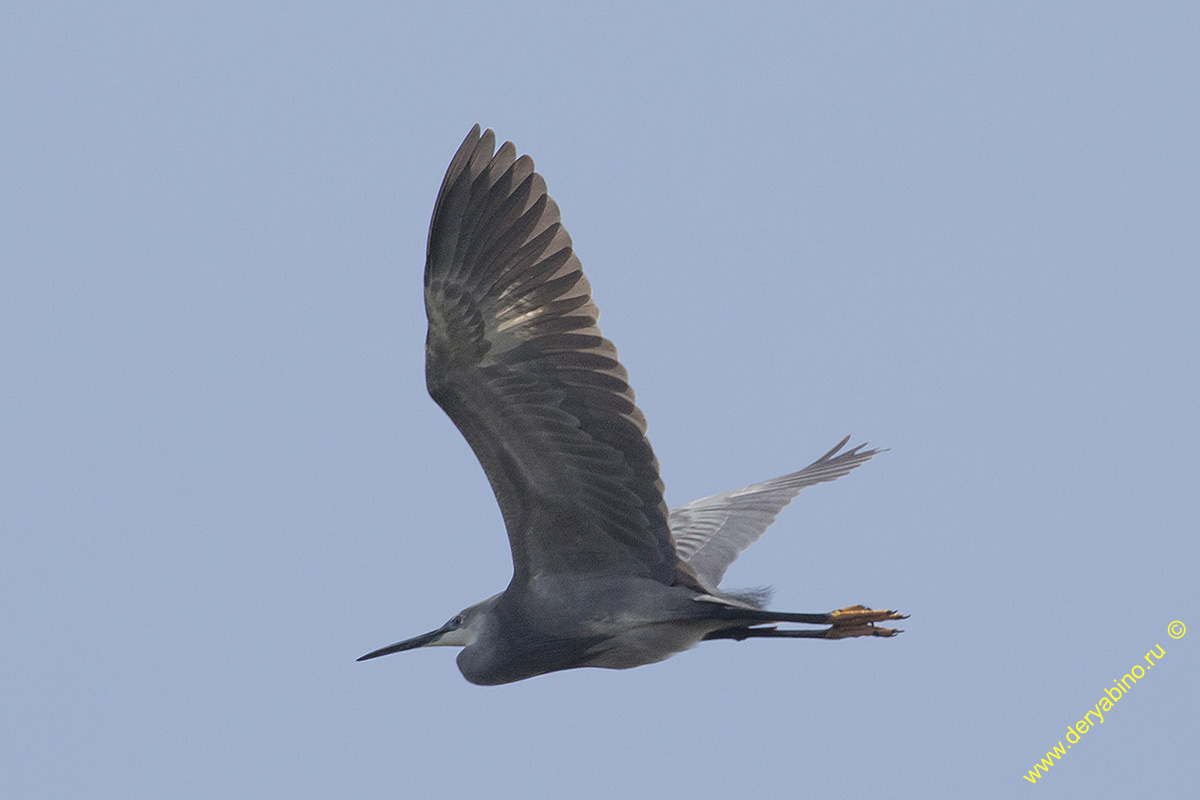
3,3 -> 1197,798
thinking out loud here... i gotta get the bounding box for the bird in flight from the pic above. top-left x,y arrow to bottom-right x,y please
358,125 -> 903,685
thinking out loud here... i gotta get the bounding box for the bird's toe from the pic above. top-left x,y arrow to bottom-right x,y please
830,605 -> 906,626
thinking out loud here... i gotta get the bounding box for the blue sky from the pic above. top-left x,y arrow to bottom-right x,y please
3,3 -> 1197,797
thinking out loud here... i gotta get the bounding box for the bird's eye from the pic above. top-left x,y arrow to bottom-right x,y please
449,614 -> 463,629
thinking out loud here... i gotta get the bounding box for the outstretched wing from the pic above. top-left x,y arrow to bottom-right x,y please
423,125 -> 681,585
670,436 -> 882,591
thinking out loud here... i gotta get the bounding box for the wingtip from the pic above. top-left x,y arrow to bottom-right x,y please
839,434 -> 890,458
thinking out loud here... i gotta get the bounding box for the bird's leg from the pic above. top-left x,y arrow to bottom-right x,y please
753,604 -> 906,627
705,605 -> 906,641
703,623 -> 902,641
705,626 -> 825,641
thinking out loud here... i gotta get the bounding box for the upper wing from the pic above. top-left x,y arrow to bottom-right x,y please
423,126 -> 680,584
669,436 -> 882,591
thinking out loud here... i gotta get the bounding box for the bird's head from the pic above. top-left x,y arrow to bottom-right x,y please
356,595 -> 497,663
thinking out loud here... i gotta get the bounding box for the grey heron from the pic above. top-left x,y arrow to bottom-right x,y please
358,125 -> 903,685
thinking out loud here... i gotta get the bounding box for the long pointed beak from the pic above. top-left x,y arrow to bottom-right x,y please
356,624 -> 449,662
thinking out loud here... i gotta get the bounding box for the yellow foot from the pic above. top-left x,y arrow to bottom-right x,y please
825,622 -> 903,639
825,605 -> 906,638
